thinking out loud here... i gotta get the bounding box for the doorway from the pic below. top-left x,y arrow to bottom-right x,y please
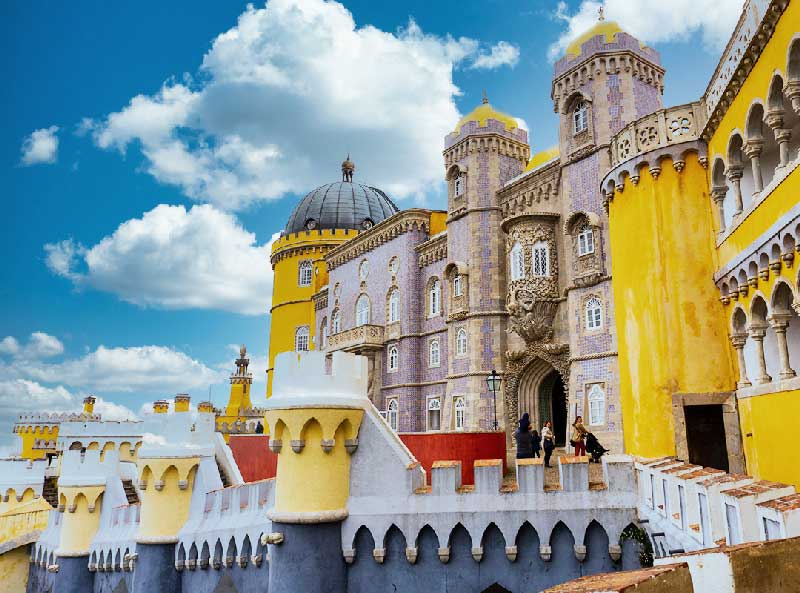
685,404 -> 729,472
538,370 -> 567,446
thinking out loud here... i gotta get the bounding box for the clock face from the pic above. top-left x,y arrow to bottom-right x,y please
359,260 -> 369,280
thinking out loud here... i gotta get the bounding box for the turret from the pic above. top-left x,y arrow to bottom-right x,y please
82,396 -> 96,414
174,394 -> 190,413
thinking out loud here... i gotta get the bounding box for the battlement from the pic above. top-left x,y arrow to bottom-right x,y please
59,449 -> 120,489
0,458 -> 47,501
15,412 -> 100,425
269,351 -> 369,407
89,504 -> 140,573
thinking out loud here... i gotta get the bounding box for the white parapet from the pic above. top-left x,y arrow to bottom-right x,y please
269,351 -> 369,409
0,459 -> 48,500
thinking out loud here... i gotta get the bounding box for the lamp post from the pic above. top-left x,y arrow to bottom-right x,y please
486,370 -> 501,431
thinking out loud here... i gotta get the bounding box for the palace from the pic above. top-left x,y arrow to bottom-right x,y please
2,1 -> 800,592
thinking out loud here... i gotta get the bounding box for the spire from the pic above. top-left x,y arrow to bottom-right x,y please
341,154 -> 355,182
482,89 -> 489,104
234,345 -> 250,377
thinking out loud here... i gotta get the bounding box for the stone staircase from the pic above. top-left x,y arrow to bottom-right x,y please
121,480 -> 139,505
42,476 -> 58,508
217,461 -> 230,488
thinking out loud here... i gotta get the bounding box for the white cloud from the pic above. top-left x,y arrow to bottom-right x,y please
88,0 -> 518,210
549,0 -> 744,60
470,41 -> 520,70
45,204 -> 276,315
0,332 -> 64,359
20,126 -> 59,166
0,337 -> 20,356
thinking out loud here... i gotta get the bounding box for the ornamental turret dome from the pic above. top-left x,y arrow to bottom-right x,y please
284,158 -> 399,234
454,93 -> 519,134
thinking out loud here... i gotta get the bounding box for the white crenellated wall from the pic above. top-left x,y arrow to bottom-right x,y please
0,458 -> 48,500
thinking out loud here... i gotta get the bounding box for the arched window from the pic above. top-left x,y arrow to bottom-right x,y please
429,339 -> 441,367
453,274 -> 463,297
585,297 -> 603,330
454,175 -> 464,197
387,399 -> 398,431
429,278 -> 441,317
588,384 -> 605,426
577,224 -> 594,256
320,318 -> 328,349
298,260 -> 313,287
454,397 -> 466,430
532,241 -> 549,277
294,326 -> 310,351
388,289 -> 399,323
356,294 -> 371,326
510,242 -> 525,281
427,398 -> 441,431
359,260 -> 369,281
456,328 -> 468,356
387,345 -> 398,371
573,101 -> 588,134
331,309 -> 341,334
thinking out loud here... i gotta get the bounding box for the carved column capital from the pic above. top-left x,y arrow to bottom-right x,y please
710,186 -> 728,203
743,138 -> 764,159
726,164 -> 743,181
765,109 -> 784,131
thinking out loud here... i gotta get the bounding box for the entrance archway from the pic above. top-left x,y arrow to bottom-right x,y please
517,359 -> 568,446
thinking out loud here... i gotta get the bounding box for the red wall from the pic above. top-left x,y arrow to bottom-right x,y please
229,432 -> 506,485
228,435 -> 278,483
400,431 -> 506,485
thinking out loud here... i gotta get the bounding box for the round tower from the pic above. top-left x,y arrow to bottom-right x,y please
267,160 -> 399,396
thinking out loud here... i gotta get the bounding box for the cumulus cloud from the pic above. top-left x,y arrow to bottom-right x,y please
45,204 -> 276,315
20,126 -> 60,166
0,332 -> 64,359
86,0 -> 517,209
549,0 -> 745,60
471,41 -> 520,70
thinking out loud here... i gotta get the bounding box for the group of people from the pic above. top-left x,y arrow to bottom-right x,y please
514,413 -> 593,467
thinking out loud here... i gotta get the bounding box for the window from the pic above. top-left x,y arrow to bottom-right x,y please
454,397 -> 466,430
294,326 -> 310,352
578,224 -> 594,256
359,259 -> 369,280
587,384 -> 605,426
429,339 -> 440,367
510,242 -> 525,281
331,309 -> 341,334
456,328 -> 468,356
427,398 -> 441,431
388,289 -> 399,323
387,399 -> 398,431
387,345 -> 398,371
298,260 -> 313,287
453,274 -> 463,297
356,294 -> 371,326
573,101 -> 588,134
388,257 -> 399,275
532,241 -> 549,277
454,175 -> 464,197
320,318 -> 328,348
429,278 -> 441,317
585,297 -> 603,330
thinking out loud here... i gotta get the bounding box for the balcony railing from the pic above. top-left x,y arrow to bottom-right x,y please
327,324 -> 385,353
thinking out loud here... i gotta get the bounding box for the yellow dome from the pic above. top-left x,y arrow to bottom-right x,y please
454,98 -> 519,134
524,146 -> 560,172
565,20 -> 624,57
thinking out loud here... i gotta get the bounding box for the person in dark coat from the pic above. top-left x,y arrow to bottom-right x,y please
531,430 -> 541,458
514,413 -> 534,459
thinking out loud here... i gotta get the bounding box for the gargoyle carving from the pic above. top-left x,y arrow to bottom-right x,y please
507,289 -> 559,344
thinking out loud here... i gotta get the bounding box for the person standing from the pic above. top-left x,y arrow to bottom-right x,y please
571,416 -> 588,457
531,430 -> 541,458
514,413 -> 534,459
541,421 -> 555,468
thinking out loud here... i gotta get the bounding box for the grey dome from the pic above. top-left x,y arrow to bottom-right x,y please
285,181 -> 399,234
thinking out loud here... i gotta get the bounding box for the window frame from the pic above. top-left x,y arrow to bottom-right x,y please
298,260 -> 313,287
331,309 -> 341,334
387,344 -> 399,372
429,338 -> 441,368
454,396 -> 466,430
456,328 -> 468,357
359,259 -> 369,281
532,241 -> 550,277
388,289 -> 400,323
356,294 -> 371,326
585,297 -> 603,331
573,101 -> 589,135
577,224 -> 595,256
510,242 -> 525,281
320,317 -> 328,349
294,326 -> 310,352
429,278 -> 441,317
453,274 -> 463,297
427,397 -> 441,431
386,399 -> 399,431
587,383 -> 605,426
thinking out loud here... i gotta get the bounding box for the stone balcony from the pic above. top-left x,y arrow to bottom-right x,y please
327,324 -> 385,353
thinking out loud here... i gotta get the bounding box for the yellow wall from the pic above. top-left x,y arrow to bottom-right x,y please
267,230 -> 357,396
0,499 -> 51,552
137,458 -> 198,543
738,388 -> 800,487
609,156 -> 737,458
58,487 -> 103,556
0,546 -> 31,592
225,381 -> 252,417
17,425 -> 58,460
265,407 -> 363,517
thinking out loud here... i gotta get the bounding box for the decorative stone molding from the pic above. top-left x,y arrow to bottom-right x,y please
313,287 -> 329,311
344,438 -> 359,454
290,440 -> 305,454
343,549 -> 356,564
177,480 -> 188,490
321,439 -> 335,453
609,544 -> 622,561
327,324 -> 385,353
251,554 -> 263,567
471,547 -> 483,562
443,133 -> 530,167
175,559 -> 185,571
268,439 -> 282,454
326,210 -> 433,271
437,547 -> 450,563
405,547 -> 418,564
416,234 -> 447,268
574,544 -> 587,562
505,546 -> 518,562
270,242 -> 333,266
236,555 -> 248,568
540,545 -> 552,562
372,548 -> 385,564
498,160 -> 561,219
186,559 -> 197,570
153,480 -> 165,492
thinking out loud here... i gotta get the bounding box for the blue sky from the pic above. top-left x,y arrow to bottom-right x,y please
0,0 -> 743,446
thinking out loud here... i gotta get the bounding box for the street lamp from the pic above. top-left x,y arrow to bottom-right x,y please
486,369 -> 501,431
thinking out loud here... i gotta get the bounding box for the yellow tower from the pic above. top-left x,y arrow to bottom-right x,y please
215,345 -> 265,440
266,158 -> 399,396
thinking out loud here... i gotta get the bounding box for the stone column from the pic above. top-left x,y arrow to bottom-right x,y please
726,166 -> 744,215
766,109 -> 791,168
744,140 -> 764,195
747,325 -> 772,384
768,313 -> 796,380
710,186 -> 728,231
786,80 -> 800,117
730,334 -> 751,388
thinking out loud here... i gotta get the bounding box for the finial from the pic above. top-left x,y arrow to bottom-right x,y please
482,89 -> 489,104
342,154 -> 355,182
598,5 -> 605,21
240,344 -> 247,358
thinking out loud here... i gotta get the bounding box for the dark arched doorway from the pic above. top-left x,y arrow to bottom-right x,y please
538,370 -> 567,446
